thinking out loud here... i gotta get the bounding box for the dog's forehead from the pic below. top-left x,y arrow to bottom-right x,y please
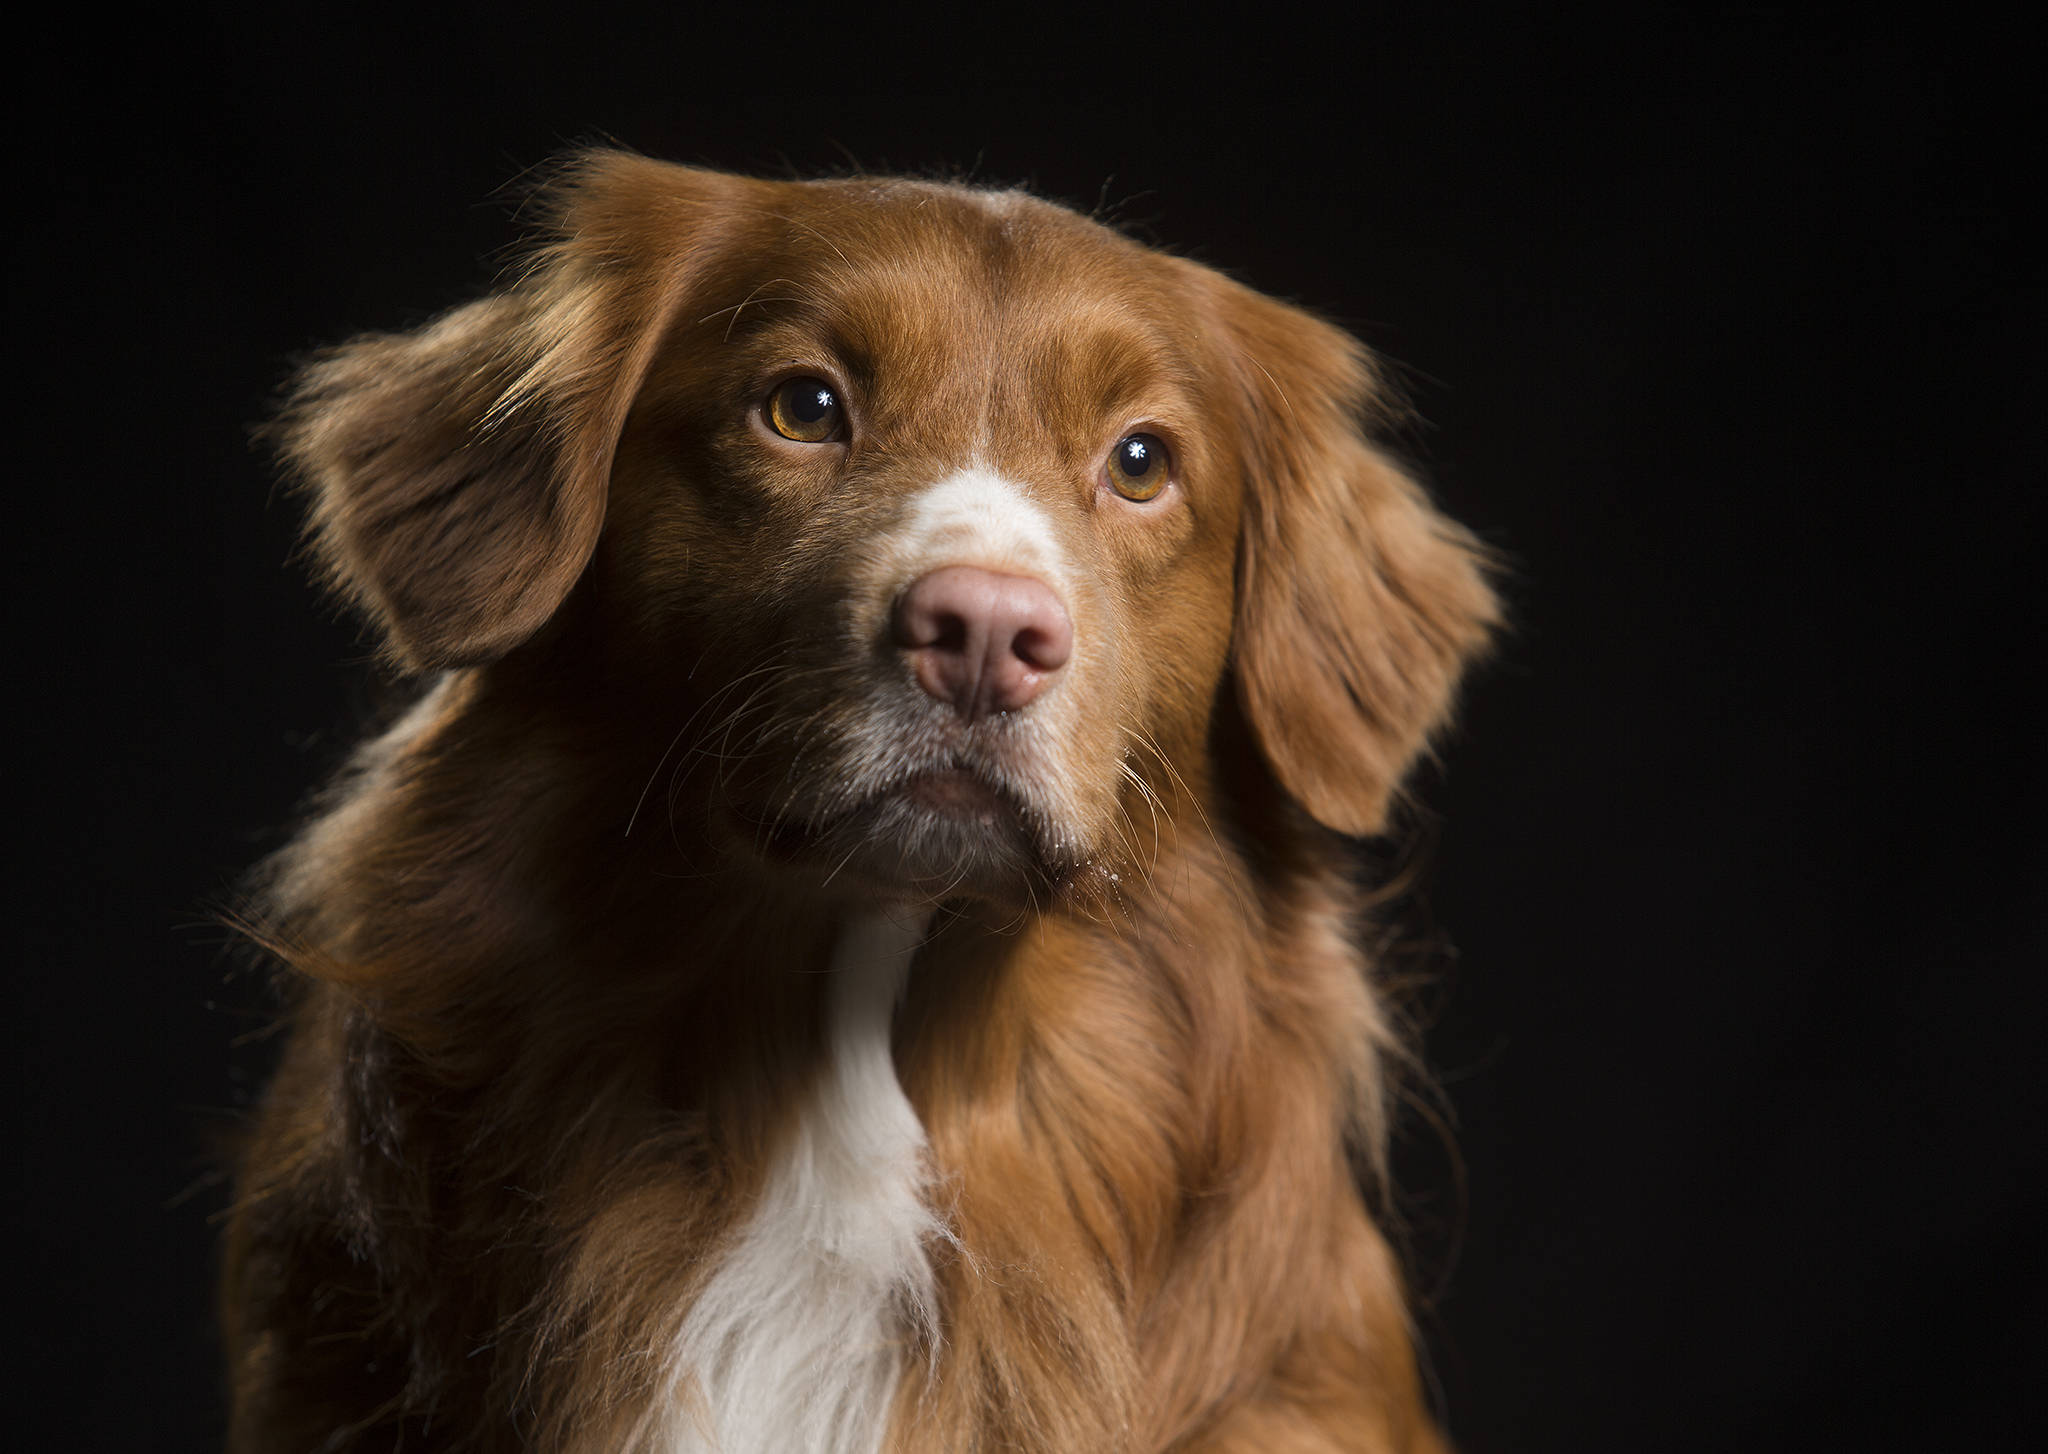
723,179 -> 1192,371
789,175 -> 1117,269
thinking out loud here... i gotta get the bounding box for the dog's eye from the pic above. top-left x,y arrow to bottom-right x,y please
766,377 -> 844,443
1106,433 -> 1170,502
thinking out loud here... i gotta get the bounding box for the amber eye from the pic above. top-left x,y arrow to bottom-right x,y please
766,377 -> 844,442
1106,432 -> 1170,502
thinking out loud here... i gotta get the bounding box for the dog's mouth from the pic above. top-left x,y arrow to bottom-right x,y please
742,759 -> 1072,904
895,765 -> 1018,823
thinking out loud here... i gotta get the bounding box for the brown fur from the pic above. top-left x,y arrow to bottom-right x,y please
224,150 -> 1497,1452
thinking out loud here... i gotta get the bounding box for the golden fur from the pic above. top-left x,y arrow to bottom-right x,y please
223,151 -> 1498,1452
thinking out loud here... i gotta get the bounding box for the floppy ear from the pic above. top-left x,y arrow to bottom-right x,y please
1213,279 -> 1500,836
273,152 -> 741,670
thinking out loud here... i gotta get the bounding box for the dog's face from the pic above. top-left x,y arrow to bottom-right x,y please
596,183 -> 1241,902
279,154 -> 1496,906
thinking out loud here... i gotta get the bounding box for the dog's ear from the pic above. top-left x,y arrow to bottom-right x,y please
1207,276 -> 1500,836
274,152 -> 743,670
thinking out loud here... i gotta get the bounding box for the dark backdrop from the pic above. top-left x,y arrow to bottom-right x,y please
13,8 -> 2041,1450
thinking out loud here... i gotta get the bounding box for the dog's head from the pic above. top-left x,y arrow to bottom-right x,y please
278,152 -> 1496,907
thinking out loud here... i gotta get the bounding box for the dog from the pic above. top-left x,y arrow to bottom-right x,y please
222,149 -> 1498,1453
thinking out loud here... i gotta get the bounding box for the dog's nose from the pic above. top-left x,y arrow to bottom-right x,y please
892,566 -> 1073,718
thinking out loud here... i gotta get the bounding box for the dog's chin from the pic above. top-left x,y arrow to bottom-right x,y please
744,767 -> 1073,906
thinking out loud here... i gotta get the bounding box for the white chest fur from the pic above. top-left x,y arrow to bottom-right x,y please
658,908 -> 942,1454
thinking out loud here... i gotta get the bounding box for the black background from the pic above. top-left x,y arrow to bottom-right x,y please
12,7 -> 2042,1450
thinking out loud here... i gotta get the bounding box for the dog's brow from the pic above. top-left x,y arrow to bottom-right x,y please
699,278 -> 804,342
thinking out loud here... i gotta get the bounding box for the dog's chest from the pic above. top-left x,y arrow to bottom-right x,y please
658,910 -> 940,1454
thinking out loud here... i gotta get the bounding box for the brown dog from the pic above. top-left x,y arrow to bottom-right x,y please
224,150 -> 1497,1453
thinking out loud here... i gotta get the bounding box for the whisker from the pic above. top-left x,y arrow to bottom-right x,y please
699,277 -> 798,342
626,649 -> 798,838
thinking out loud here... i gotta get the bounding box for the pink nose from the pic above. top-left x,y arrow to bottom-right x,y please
892,566 -> 1073,718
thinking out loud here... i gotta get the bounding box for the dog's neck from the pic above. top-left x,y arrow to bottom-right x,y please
652,905 -> 942,1454
264,671 -> 1409,1449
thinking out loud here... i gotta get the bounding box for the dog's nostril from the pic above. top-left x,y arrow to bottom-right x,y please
925,610 -> 970,654
893,566 -> 1072,717
1013,621 -> 1071,673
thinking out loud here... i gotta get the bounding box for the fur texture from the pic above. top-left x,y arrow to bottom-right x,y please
656,908 -> 942,1453
222,150 -> 1498,1453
